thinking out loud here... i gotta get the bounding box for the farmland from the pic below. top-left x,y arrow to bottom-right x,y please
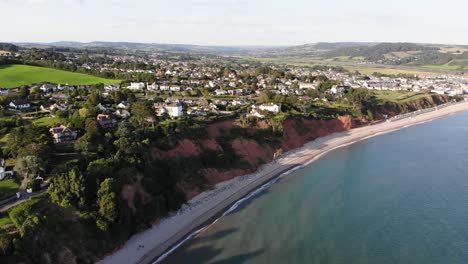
0,64 -> 120,88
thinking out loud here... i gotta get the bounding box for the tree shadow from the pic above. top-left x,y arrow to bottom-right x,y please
211,249 -> 264,264
194,227 -> 239,243
163,244 -> 263,264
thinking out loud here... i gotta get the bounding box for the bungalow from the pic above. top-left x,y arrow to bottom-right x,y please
41,103 -> 69,112
114,109 -> 131,119
299,82 -> 316,89
97,114 -> 117,128
214,89 -> 228,96
160,85 -> 170,91
0,89 -> 10,95
170,86 -> 181,92
104,85 -> 120,91
40,84 -> 57,92
9,100 -> 30,110
49,125 -> 78,144
116,102 -> 130,109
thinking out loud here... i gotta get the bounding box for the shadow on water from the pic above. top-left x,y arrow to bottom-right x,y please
195,228 -> 239,243
164,244 -> 264,264
211,250 -> 264,264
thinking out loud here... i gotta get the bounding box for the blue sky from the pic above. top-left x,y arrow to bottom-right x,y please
1,0 -> 467,46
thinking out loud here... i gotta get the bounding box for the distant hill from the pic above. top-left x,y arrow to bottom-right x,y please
15,41 -> 283,55
0,43 -> 19,52
323,42 -> 437,59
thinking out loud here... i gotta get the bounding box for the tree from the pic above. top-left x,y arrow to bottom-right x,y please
0,234 -> 12,256
6,125 -> 53,158
14,156 -> 45,180
130,101 -> 155,127
96,178 -> 118,231
48,170 -> 87,209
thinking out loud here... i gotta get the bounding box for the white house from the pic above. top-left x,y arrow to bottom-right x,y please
40,84 -> 57,92
104,85 -> 120,91
258,103 -> 281,113
9,100 -> 30,110
166,103 -> 183,118
0,89 -> 10,95
170,86 -> 181,92
214,89 -> 228,96
0,159 -> 13,181
127,82 -> 145,91
116,102 -> 130,109
147,82 -> 159,91
114,109 -> 131,118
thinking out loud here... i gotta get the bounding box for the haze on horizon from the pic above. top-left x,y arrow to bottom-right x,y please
1,0 -> 468,46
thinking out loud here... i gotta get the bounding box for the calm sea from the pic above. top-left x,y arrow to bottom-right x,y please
163,112 -> 468,264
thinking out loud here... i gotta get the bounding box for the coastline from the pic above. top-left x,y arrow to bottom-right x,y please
99,101 -> 468,264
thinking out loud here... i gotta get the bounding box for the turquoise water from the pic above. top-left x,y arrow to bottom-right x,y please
163,112 -> 468,264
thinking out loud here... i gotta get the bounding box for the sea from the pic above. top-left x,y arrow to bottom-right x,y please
161,111 -> 468,264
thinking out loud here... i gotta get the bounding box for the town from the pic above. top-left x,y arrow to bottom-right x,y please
0,43 -> 465,263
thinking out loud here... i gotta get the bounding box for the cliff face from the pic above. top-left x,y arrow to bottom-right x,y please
281,116 -> 355,152
377,95 -> 451,117
151,115 -> 356,198
148,94 -> 450,199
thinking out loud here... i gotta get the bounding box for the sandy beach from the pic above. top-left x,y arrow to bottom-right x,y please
98,100 -> 468,264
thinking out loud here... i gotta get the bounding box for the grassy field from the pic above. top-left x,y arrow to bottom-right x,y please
33,116 -> 63,127
422,60 -> 468,71
0,178 -> 20,200
0,64 -> 120,88
373,91 -> 431,103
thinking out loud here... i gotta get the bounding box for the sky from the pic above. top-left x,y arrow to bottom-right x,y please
1,0 -> 468,46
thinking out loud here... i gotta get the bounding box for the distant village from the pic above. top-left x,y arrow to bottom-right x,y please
2,52 -> 468,150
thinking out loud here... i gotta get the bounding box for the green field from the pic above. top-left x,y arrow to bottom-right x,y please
0,178 -> 20,200
0,64 -> 120,88
373,91 -> 432,103
33,116 -> 63,127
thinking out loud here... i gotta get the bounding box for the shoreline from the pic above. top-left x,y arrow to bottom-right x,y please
99,101 -> 468,264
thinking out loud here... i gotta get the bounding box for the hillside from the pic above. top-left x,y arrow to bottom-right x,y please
0,65 -> 120,88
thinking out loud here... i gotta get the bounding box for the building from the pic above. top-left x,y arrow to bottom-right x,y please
127,82 -> 145,91
299,82 -> 316,89
147,82 -> 159,91
49,125 -> 78,144
166,103 -> 183,118
0,89 -> 10,95
104,85 -> 120,91
9,100 -> 30,110
258,103 -> 281,113
97,114 -> 117,128
40,84 -> 57,92
114,109 -> 131,118
154,103 -> 183,118
0,159 -> 13,181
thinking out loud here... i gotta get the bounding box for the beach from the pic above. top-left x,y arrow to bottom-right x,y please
99,100 -> 468,264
